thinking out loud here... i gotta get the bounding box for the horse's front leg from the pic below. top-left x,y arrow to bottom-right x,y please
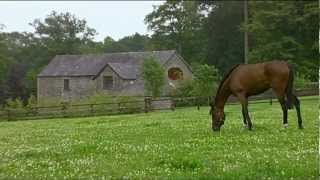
242,103 -> 252,130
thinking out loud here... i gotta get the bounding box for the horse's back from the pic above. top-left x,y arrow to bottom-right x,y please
228,60 -> 290,96
264,60 -> 290,78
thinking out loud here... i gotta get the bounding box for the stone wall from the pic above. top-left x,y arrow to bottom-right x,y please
37,76 -> 97,102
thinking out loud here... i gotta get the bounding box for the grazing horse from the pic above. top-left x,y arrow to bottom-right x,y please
210,60 -> 303,131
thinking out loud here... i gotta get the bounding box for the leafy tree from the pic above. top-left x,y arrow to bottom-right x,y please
116,33 -> 150,52
5,63 -> 28,102
78,41 -> 104,54
173,64 -> 219,98
145,1 -> 207,63
1,32 -> 49,98
30,11 -> 97,55
142,57 -> 165,97
192,64 -> 220,97
243,1 -> 318,80
0,28 -> 14,104
173,80 -> 195,97
0,39 -> 12,82
204,1 -> 244,74
101,33 -> 150,53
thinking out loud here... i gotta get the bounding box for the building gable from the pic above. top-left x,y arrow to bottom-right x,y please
38,50 -> 177,80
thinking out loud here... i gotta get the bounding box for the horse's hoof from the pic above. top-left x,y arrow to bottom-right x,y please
299,125 -> 304,129
283,123 -> 288,128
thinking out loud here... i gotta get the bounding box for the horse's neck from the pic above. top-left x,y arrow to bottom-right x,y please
215,83 -> 231,109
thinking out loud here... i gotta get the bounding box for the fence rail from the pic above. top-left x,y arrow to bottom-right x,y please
0,86 -> 318,121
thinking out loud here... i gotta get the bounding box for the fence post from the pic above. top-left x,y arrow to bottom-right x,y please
90,104 -> 94,115
34,107 -> 38,116
197,97 -> 200,110
144,98 -> 147,113
171,98 -> 175,111
7,109 -> 10,121
144,97 -> 151,113
61,102 -> 67,117
118,102 -> 121,113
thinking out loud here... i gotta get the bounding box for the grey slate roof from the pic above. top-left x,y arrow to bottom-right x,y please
38,50 -> 176,79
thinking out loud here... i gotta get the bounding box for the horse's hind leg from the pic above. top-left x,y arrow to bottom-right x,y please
278,96 -> 288,128
292,95 -> 303,129
242,109 -> 247,127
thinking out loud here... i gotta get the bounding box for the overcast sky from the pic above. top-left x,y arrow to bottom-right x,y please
0,1 -> 164,41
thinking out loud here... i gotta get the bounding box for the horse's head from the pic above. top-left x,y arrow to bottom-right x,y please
209,101 -> 225,132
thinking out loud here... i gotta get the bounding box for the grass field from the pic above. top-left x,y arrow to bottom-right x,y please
0,96 -> 318,179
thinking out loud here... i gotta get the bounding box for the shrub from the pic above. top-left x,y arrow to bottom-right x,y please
142,56 -> 165,97
192,64 -> 220,97
294,72 -> 312,89
173,80 -> 196,97
4,98 -> 24,110
174,64 -> 220,98
26,94 -> 37,108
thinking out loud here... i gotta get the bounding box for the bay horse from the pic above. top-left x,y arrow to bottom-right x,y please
210,60 -> 303,131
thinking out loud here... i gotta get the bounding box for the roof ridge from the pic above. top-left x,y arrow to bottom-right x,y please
55,50 -> 176,57
39,50 -> 178,78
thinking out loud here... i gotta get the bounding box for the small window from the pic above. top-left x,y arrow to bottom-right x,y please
64,79 -> 70,91
168,67 -> 183,80
103,76 -> 113,90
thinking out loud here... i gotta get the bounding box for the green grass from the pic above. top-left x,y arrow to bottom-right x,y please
0,96 -> 318,179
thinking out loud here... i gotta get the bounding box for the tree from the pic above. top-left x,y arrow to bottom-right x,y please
5,63 -> 28,102
0,28 -> 14,104
192,64 -> 220,97
116,33 -> 150,52
142,57 -> 165,97
1,32 -> 50,97
243,1 -> 318,80
30,11 -> 97,55
0,34 -> 12,83
204,1 -> 244,74
102,33 -> 150,53
145,1 -> 207,63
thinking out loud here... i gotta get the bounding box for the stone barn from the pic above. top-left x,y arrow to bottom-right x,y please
37,50 -> 193,101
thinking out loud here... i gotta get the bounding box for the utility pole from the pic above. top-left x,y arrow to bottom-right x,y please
244,0 -> 249,64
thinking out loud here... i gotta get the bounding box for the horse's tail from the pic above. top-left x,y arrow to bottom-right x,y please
285,63 -> 294,109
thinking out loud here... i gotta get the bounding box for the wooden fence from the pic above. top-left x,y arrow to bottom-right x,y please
0,84 -> 318,121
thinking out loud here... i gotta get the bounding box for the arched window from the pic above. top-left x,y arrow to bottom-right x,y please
168,67 -> 183,80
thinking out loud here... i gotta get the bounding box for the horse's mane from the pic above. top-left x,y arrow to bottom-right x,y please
215,64 -> 241,101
